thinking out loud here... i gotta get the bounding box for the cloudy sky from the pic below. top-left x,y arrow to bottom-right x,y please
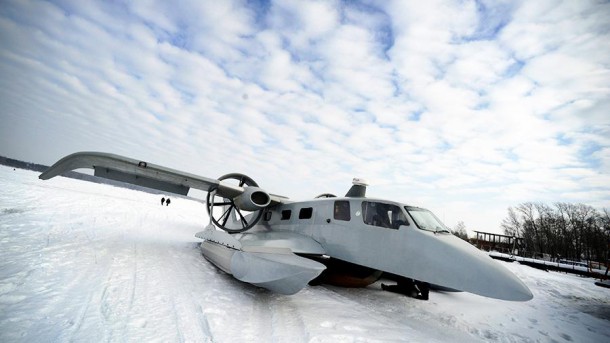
1,0 -> 609,234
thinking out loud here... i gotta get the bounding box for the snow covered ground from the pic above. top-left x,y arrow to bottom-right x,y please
1,166 -> 609,342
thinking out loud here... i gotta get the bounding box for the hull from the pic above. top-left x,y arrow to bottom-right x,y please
301,222 -> 533,301
200,240 -> 236,274
200,241 -> 325,295
39,151 -> 532,300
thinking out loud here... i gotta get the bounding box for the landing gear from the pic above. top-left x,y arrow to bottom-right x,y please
309,257 -> 382,287
381,276 -> 429,300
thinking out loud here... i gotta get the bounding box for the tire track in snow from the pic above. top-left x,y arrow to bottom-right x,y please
268,294 -> 310,342
163,243 -> 216,342
62,270 -> 102,342
99,241 -> 141,341
0,183 -> 125,342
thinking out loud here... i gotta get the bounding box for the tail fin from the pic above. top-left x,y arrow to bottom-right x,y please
345,178 -> 368,198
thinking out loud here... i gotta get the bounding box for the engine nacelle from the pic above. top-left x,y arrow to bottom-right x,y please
233,187 -> 271,211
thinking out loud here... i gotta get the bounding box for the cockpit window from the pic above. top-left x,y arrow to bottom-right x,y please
405,206 -> 450,233
362,201 -> 409,229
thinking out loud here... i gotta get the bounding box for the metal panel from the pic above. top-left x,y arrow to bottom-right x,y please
94,167 -> 189,195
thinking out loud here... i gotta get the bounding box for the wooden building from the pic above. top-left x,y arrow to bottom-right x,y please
473,231 -> 523,254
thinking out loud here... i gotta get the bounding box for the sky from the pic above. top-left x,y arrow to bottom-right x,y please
1,0 -> 609,235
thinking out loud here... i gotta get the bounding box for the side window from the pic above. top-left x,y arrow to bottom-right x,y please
362,202 -> 408,229
299,207 -> 313,219
281,210 -> 292,220
334,201 -> 351,221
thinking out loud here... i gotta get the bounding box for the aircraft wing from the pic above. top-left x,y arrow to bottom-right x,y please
39,151 -> 286,204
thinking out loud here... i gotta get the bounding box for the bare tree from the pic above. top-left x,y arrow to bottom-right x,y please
555,203 -> 572,260
503,202 -> 608,263
501,207 -> 521,237
452,221 -> 469,241
535,203 -> 556,258
602,209 -> 610,276
516,202 -> 543,257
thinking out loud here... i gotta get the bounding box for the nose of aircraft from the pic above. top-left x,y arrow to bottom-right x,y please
402,227 -> 533,301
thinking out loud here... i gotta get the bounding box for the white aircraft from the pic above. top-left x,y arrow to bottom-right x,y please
40,152 -> 533,301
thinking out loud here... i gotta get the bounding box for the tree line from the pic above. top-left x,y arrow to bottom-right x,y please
501,202 -> 610,263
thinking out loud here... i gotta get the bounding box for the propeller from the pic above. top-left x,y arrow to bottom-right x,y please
206,173 -> 265,233
315,193 -> 337,198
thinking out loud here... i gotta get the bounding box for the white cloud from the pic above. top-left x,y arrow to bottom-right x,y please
0,0 -> 608,234
268,0 -> 339,48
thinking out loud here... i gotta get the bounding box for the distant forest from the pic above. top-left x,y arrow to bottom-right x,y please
502,202 -> 610,263
0,155 -> 50,173
0,155 -> 129,185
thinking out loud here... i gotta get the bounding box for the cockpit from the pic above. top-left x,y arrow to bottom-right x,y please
404,206 -> 450,233
359,201 -> 450,233
361,201 -> 407,230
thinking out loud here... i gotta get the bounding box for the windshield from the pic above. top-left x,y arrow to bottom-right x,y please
405,206 -> 450,233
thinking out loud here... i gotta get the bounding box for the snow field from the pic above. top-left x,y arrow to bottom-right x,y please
1,166 -> 609,342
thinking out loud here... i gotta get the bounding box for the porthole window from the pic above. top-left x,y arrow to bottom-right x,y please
299,207 -> 313,219
334,201 -> 350,221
